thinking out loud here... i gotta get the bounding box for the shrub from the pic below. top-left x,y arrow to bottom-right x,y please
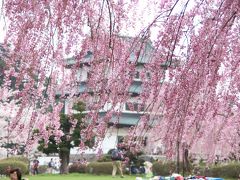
0,156 -> 29,164
132,158 -> 145,167
152,161 -> 175,176
152,161 -> 193,176
97,154 -> 112,162
86,162 -> 113,175
38,165 -> 48,174
69,164 -> 87,173
0,160 -> 28,175
196,162 -> 240,178
86,162 -> 129,175
206,163 -> 240,178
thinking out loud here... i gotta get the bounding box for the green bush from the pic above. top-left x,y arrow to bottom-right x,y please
196,162 -> 240,178
97,154 -> 112,162
69,164 -> 87,173
152,161 -> 175,176
86,162 -> 113,175
0,156 -> 29,164
38,165 -> 48,174
85,161 -> 130,175
206,163 -> 240,178
152,161 -> 193,176
0,160 -> 28,175
132,158 -> 145,167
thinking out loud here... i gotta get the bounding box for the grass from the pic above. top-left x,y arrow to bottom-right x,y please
25,174 -> 236,180
26,174 -> 141,180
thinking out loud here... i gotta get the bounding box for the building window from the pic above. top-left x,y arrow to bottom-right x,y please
125,102 -> 144,112
146,72 -> 151,80
135,71 -> 140,79
132,136 -> 147,146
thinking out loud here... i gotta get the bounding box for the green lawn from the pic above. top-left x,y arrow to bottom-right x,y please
23,174 -> 235,180
26,174 -> 140,180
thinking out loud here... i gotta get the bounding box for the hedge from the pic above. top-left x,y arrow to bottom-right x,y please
152,161 -> 193,176
83,161 -> 240,178
152,161 -> 176,176
38,165 -> 48,174
0,160 -> 28,175
85,162 -> 129,175
199,163 -> 240,178
153,161 -> 240,178
69,164 -> 87,173
0,156 -> 29,164
97,155 -> 112,162
86,162 -> 113,175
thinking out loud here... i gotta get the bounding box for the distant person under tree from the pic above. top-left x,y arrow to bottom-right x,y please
111,147 -> 124,178
32,159 -> 39,175
48,158 -> 54,174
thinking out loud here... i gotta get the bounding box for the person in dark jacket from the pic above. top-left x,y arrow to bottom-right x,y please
111,147 -> 124,178
32,158 -> 39,175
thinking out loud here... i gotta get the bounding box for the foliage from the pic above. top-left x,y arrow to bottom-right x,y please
0,143 -> 26,155
198,162 -> 240,178
152,161 -> 176,176
129,156 -> 145,168
0,45 -> 25,91
198,158 -> 206,167
125,150 -> 144,167
228,152 -> 240,161
2,0 -> 240,162
97,154 -> 112,162
152,161 -> 193,176
37,101 -> 93,174
0,160 -> 28,175
25,173 -> 138,180
86,162 -> 113,175
38,165 -> 48,174
0,156 -> 29,164
86,162 -> 128,175
69,164 -> 87,173
0,57 -> 5,86
37,101 -> 86,154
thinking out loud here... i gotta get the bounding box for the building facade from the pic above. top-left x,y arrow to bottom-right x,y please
64,39 -> 156,155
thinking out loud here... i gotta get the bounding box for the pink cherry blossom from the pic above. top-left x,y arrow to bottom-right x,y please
1,0 -> 240,160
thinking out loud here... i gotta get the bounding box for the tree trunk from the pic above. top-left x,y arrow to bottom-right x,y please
176,140 -> 180,174
184,148 -> 190,173
182,146 -> 185,177
59,150 -> 70,174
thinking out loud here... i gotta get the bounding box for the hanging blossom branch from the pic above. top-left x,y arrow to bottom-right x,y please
1,0 -> 240,159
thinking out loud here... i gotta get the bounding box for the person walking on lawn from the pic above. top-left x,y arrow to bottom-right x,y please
111,147 -> 124,178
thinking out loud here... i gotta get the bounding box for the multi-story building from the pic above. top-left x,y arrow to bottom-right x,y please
64,39 -> 155,156
0,41 -> 165,160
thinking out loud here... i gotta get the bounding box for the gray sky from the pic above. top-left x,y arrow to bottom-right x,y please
0,0 -> 194,43
0,0 -> 6,43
